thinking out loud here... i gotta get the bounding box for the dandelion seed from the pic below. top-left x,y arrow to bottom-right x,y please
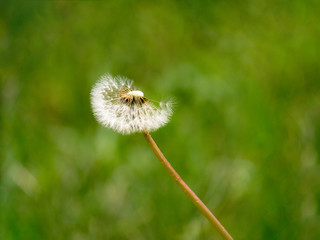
90,74 -> 173,134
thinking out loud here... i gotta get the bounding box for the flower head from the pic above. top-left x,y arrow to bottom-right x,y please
91,74 -> 173,134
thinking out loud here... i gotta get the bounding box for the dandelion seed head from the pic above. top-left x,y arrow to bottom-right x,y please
90,74 -> 173,134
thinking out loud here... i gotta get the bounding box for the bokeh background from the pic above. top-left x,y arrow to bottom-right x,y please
1,1 -> 320,239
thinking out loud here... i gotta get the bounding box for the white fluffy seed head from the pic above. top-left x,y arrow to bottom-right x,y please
90,74 -> 173,134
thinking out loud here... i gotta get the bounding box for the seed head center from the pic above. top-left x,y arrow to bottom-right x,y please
120,89 -> 147,106
127,90 -> 144,97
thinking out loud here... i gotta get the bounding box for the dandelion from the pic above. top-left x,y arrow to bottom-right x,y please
90,74 -> 233,240
90,74 -> 172,134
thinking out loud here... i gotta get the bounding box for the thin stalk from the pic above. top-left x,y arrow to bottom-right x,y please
142,130 -> 233,240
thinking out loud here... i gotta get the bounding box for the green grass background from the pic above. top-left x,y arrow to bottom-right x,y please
1,1 -> 320,239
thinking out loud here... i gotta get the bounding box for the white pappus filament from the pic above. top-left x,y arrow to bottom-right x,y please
90,74 -> 173,134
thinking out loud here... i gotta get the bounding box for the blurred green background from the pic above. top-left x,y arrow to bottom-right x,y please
1,0 -> 320,239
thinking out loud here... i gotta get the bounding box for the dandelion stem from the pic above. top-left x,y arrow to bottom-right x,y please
142,130 -> 233,240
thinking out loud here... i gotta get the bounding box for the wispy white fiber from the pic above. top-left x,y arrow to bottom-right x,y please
91,74 -> 173,134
